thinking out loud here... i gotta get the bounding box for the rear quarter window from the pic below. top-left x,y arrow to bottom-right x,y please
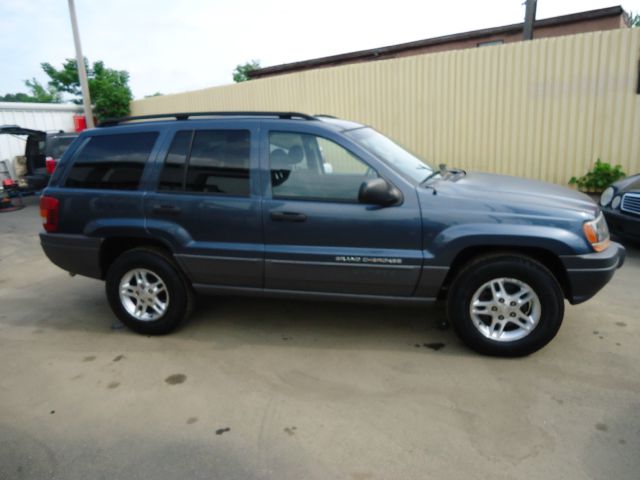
64,132 -> 158,190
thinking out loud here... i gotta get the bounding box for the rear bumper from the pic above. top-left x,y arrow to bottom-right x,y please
40,233 -> 103,279
25,174 -> 49,191
560,242 -> 625,305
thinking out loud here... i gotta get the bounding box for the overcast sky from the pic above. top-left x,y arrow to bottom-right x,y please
1,0 -> 638,99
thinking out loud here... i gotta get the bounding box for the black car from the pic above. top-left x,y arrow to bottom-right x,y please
601,174 -> 640,243
0,125 -> 78,191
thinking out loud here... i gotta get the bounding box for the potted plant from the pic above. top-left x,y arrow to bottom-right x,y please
569,159 -> 625,199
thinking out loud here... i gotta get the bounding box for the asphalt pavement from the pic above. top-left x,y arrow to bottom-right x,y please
0,197 -> 638,480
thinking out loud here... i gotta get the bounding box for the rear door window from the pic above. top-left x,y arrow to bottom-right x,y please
158,130 -> 251,196
64,132 -> 158,190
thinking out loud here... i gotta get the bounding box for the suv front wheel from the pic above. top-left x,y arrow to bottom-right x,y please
106,248 -> 193,335
447,254 -> 564,357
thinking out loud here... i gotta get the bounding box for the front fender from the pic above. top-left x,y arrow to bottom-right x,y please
426,223 -> 590,266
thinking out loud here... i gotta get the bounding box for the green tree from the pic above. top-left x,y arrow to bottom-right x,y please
628,11 -> 640,27
24,78 -> 62,103
0,92 -> 37,102
233,60 -> 261,82
41,58 -> 132,121
1,78 -> 61,103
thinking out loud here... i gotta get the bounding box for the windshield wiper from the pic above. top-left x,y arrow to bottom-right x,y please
420,170 -> 441,185
421,163 -> 466,186
420,163 -> 446,185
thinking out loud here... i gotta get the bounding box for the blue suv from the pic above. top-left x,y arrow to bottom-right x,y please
39,112 -> 625,356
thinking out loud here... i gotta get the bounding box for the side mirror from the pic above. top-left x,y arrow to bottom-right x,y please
358,178 -> 403,206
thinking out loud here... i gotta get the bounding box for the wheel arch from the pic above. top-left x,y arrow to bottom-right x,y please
100,237 -> 175,279
438,245 -> 570,301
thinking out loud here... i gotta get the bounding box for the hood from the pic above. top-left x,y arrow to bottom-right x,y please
429,171 -> 599,219
612,173 -> 640,192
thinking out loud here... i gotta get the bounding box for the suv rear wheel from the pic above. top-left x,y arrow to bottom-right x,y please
106,248 -> 193,335
447,253 -> 564,357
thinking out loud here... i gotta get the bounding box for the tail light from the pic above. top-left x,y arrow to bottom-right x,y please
45,156 -> 57,175
40,196 -> 59,233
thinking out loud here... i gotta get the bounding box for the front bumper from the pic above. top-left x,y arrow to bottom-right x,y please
603,208 -> 640,242
560,242 -> 625,304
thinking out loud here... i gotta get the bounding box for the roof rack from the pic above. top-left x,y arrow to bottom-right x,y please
98,111 -> 317,127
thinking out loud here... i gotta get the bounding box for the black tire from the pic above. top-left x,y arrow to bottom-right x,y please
105,248 -> 194,335
447,253 -> 564,357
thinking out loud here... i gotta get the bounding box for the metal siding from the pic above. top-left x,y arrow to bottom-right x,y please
131,29 -> 640,184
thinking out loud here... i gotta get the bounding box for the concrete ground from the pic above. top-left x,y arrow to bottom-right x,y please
0,197 -> 638,480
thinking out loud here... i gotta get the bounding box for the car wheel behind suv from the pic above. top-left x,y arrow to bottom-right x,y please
106,248 -> 194,335
447,253 -> 564,357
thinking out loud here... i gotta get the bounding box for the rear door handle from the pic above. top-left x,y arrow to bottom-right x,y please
270,211 -> 307,222
152,204 -> 181,215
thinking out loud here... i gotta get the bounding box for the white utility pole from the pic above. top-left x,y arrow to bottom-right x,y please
67,0 -> 94,128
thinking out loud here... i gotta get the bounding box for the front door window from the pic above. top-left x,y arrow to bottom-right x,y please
268,132 -> 377,203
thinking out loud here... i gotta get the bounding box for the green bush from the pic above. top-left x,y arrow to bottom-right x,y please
569,159 -> 625,193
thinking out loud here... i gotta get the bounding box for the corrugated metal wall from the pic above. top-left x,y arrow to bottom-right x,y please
131,28 -> 640,184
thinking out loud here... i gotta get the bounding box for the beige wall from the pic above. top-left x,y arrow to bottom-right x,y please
131,28 -> 640,184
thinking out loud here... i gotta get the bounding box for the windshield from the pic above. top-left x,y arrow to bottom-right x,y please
46,136 -> 76,159
346,127 -> 433,182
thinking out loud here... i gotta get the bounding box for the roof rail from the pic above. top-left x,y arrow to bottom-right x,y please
98,111 -> 317,127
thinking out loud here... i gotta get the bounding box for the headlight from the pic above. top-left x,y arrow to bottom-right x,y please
600,187 -> 614,206
583,213 -> 610,252
611,195 -> 621,209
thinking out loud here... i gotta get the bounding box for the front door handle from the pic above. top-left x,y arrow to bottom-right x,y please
152,204 -> 181,215
270,211 -> 307,222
